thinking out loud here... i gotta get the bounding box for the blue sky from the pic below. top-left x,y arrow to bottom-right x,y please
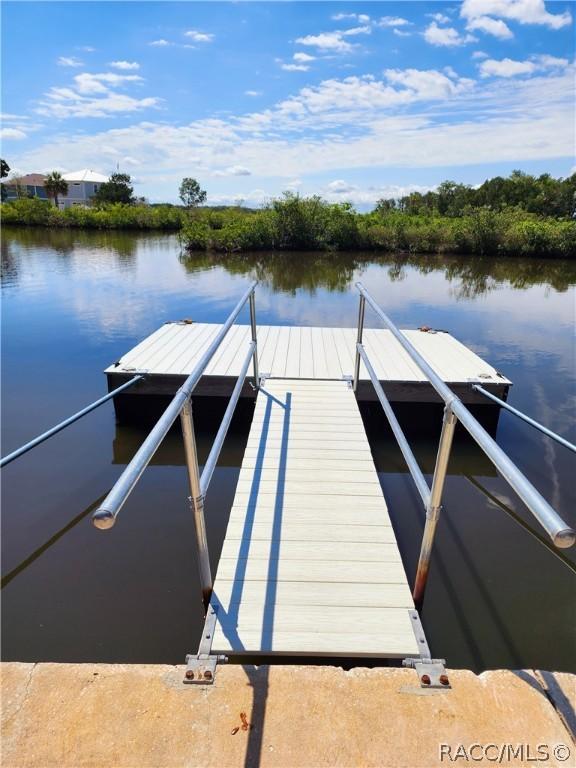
2,1 -> 574,207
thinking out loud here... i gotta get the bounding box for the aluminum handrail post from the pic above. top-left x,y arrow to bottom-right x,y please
353,294 -> 366,392
181,398 -> 212,609
249,290 -> 259,388
200,341 -> 256,496
179,280 -> 258,400
357,343 -> 431,509
413,404 -> 458,605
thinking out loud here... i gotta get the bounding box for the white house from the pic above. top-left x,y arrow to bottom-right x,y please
59,169 -> 109,209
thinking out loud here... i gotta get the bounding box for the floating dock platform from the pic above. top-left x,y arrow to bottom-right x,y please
106,322 -> 511,403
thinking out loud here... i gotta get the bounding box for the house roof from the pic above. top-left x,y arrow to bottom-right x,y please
7,173 -> 46,186
62,169 -> 109,183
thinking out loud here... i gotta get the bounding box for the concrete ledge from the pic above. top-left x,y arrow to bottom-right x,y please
1,663 -> 574,767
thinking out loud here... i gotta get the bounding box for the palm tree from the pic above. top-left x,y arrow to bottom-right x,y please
44,171 -> 68,208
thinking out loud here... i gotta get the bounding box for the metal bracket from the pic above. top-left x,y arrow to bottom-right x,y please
403,657 -> 451,689
259,373 -> 271,386
404,609 -> 451,689
183,605 -> 228,685
342,374 -> 353,389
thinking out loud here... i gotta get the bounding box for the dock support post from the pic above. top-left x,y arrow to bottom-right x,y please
353,294 -> 365,392
249,291 -> 259,388
180,398 -> 212,609
413,404 -> 457,606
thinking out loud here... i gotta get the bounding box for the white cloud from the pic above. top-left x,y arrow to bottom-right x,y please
0,128 -> 27,140
245,90 -> 262,97
281,63 -> 310,72
149,39 -> 171,47
295,24 -> 370,54
78,46 -> 96,52
326,179 -> 356,193
384,68 -> 474,99
213,165 -> 252,177
342,25 -> 372,37
271,69 -> 474,125
184,29 -> 214,43
480,57 -> 535,77
534,54 -> 570,69
109,60 -> 140,70
295,32 -> 354,54
424,22 -> 476,47
73,72 -> 143,94
294,52 -> 315,63
466,15 -> 514,38
461,0 -> 572,29
323,180 -> 433,204
472,50 -> 489,59
479,54 -> 569,78
377,17 -> 412,28
393,29 -> 412,38
427,13 -> 451,24
58,56 -> 83,67
36,71 -> 159,118
332,13 -> 370,24
1,113 -> 30,121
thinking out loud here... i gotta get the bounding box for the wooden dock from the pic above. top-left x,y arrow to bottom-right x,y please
209,378 -> 419,657
106,322 -> 511,403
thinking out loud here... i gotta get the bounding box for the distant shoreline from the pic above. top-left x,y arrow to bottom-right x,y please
2,198 -> 575,258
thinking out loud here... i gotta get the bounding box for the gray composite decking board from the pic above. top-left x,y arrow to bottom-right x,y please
209,378 -> 420,657
106,323 -> 511,393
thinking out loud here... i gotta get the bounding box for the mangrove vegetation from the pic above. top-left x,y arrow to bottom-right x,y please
2,170 -> 574,258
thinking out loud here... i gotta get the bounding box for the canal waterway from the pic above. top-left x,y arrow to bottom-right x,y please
2,227 -> 575,671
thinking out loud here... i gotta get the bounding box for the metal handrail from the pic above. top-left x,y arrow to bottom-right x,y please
0,375 -> 144,468
357,345 -> 430,508
201,341 -> 256,496
354,282 -> 575,603
473,384 -> 576,454
92,281 -> 259,606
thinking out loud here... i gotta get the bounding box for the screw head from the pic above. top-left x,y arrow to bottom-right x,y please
421,674 -> 431,686
185,669 -> 194,680
204,670 -> 213,680
440,674 -> 450,686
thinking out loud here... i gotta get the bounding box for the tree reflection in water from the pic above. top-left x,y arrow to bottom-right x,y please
180,250 -> 576,299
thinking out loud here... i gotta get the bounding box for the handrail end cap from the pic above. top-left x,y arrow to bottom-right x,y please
92,510 -> 116,530
553,528 -> 576,549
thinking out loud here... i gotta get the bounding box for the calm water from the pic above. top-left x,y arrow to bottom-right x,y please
2,227 -> 575,672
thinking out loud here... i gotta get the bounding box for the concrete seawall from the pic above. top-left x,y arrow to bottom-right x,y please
1,663 -> 574,767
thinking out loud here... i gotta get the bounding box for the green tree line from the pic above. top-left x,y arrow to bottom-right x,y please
180,194 -> 575,258
376,171 -> 575,219
2,167 -> 575,257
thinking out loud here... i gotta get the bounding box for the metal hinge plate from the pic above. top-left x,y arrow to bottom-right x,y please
403,657 -> 451,689
183,605 -> 227,685
404,609 -> 451,689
